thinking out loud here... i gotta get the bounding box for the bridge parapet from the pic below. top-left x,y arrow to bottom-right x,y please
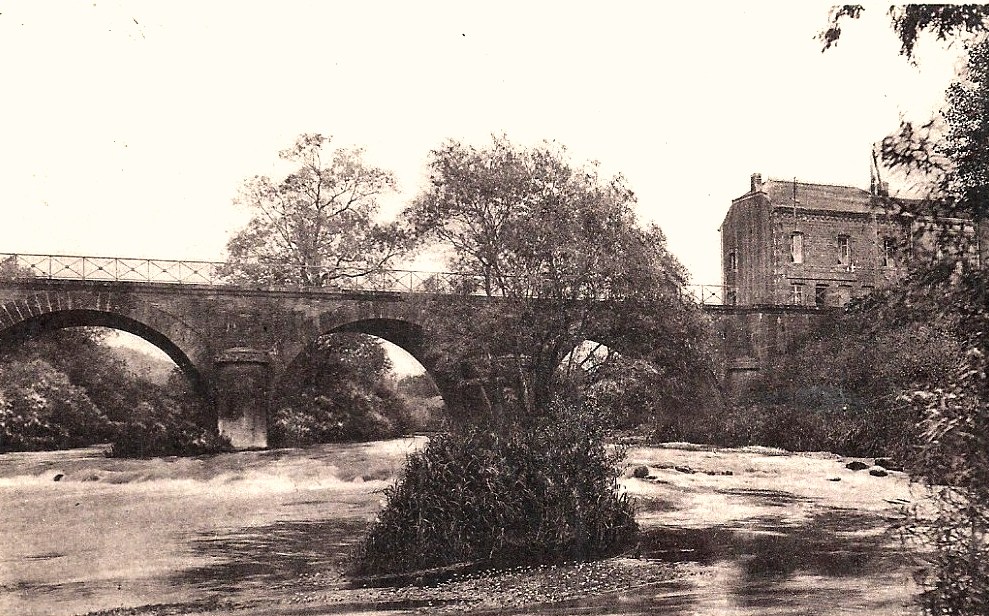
1,253 -> 224,285
684,284 -> 729,305
2,252 -> 732,307
0,253 -> 487,294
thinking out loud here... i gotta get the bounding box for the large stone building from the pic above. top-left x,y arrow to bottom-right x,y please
720,173 -> 982,307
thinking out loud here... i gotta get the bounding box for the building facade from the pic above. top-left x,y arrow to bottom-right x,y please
719,173 -> 982,307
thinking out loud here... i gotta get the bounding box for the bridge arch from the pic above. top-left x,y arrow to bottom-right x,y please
278,316 -> 466,418
326,318 -> 432,367
0,299 -> 211,397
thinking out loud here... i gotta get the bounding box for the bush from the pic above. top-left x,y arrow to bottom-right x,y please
687,298 -> 964,458
106,398 -> 231,458
0,359 -> 111,451
648,400 -> 921,457
270,334 -> 414,447
270,380 -> 410,446
353,401 -> 637,576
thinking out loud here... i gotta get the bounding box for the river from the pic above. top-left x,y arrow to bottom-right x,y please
0,439 -> 923,615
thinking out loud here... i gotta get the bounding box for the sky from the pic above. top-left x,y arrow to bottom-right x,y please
0,2 -> 964,290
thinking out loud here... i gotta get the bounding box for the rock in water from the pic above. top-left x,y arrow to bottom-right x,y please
632,465 -> 650,479
869,467 -> 889,477
874,458 -> 903,471
845,461 -> 869,471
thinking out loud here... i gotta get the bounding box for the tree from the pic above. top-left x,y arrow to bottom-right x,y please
220,134 -> 415,445
0,358 -> 108,452
355,136 -> 713,576
269,333 -> 411,446
820,5 -> 989,60
0,255 -> 34,280
221,133 -> 406,287
407,136 -> 712,419
822,7 -> 989,614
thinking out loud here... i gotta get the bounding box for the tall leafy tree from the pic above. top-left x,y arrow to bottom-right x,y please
356,137 -> 708,575
221,134 -> 413,444
408,136 -> 712,418
222,133 -> 405,287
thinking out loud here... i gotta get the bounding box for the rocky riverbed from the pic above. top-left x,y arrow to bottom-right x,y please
0,439 -> 925,616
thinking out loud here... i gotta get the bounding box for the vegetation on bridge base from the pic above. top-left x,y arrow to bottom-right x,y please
353,401 -> 637,576
268,333 -> 418,447
676,291 -> 963,459
0,327 -> 226,457
105,397 -> 232,458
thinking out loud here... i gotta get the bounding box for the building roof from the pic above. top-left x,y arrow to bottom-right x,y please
763,178 -> 878,214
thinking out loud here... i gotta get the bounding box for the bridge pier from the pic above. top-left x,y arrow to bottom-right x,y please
214,348 -> 272,450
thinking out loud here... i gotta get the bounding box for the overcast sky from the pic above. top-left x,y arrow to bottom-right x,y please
0,2 -> 963,288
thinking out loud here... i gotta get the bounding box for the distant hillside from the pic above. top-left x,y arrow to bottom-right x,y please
109,346 -> 176,385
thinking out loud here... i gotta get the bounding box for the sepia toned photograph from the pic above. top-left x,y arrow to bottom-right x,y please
1,3 -> 987,615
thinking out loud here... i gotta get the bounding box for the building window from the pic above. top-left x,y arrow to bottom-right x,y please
837,235 -> 850,265
881,237 -> 895,267
838,286 -> 852,306
815,284 -> 828,307
792,283 -> 804,305
726,288 -> 737,305
727,251 -> 737,271
790,232 -> 804,264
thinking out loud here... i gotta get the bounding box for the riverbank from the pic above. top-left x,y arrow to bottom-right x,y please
0,439 -> 923,616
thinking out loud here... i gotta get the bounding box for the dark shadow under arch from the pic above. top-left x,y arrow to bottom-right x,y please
327,318 -> 430,362
0,309 -> 207,398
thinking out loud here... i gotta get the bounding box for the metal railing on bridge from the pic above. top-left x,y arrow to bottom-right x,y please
1,253 -> 225,285
0,252 -> 728,303
0,253 -> 487,294
683,284 -> 729,305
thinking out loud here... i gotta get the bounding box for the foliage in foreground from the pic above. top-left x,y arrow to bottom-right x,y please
900,270 -> 989,612
823,8 -> 989,613
354,402 -> 637,576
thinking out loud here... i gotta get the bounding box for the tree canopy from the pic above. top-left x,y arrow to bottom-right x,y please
222,133 -> 406,287
407,136 -> 712,419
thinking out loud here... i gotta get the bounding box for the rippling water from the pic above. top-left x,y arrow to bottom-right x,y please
0,439 -> 921,616
0,439 -> 422,616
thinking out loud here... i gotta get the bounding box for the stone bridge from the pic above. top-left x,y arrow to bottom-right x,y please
0,277 -> 485,448
0,254 -> 829,449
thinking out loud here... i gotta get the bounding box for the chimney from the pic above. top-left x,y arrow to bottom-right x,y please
750,173 -> 763,193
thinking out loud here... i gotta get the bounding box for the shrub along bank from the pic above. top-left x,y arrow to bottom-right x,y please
646,293 -> 963,461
